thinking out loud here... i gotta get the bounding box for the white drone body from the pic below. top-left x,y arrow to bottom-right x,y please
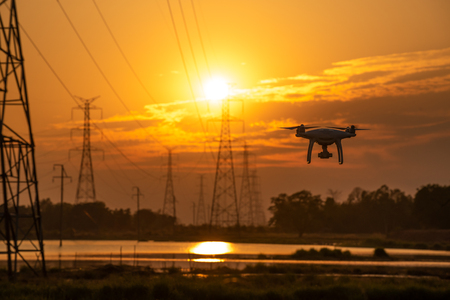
282,124 -> 368,164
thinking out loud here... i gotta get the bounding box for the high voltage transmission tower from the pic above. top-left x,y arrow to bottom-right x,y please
52,164 -> 71,247
162,149 -> 176,220
0,0 -> 46,279
210,97 -> 241,227
70,97 -> 102,203
239,143 -> 255,226
250,169 -> 266,226
132,186 -> 143,241
239,143 -> 266,226
196,175 -> 207,225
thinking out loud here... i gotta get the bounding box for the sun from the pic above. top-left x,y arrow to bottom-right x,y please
204,77 -> 229,102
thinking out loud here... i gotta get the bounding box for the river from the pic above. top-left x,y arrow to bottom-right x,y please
2,240 -> 450,270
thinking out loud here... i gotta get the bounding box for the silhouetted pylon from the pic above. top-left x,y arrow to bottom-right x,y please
162,149 -> 176,219
70,96 -> 102,203
210,97 -> 239,227
250,169 -> 266,226
0,0 -> 46,279
196,175 -> 207,225
239,143 -> 254,226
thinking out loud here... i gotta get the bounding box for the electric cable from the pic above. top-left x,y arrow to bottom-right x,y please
190,0 -> 211,78
166,0 -> 215,161
91,0 -> 158,105
178,0 -> 206,98
182,0 -> 219,169
56,0 -> 165,148
95,165 -> 130,196
19,16 -> 159,179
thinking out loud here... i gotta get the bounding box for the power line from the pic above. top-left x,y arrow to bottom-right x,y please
166,0 -> 215,161
18,17 -> 76,104
56,0 -> 165,148
195,0 -> 219,73
91,0 -> 159,104
19,2 -> 161,179
178,0 -> 206,98
190,0 -> 211,78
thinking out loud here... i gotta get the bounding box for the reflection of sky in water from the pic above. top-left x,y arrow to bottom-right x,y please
190,242 -> 233,255
6,240 -> 450,259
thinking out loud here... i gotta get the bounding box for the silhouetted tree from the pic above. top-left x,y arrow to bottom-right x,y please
39,199 -> 179,238
269,190 -> 323,237
134,209 -> 176,234
341,185 -> 413,234
322,197 -> 344,232
414,184 -> 450,229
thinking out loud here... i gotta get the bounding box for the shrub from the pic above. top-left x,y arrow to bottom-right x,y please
373,248 -> 389,258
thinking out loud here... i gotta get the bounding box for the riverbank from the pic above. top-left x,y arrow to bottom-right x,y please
1,264 -> 450,300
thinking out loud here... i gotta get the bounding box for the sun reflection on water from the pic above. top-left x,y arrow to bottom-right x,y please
190,242 -> 233,255
192,258 -> 224,263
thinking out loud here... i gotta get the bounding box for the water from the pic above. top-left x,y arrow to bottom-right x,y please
2,240 -> 450,270
39,240 -> 450,257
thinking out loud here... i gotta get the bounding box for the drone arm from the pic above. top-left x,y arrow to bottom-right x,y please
336,139 -> 343,164
307,139 -> 315,164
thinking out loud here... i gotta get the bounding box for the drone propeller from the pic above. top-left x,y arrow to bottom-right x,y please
328,125 -> 370,131
327,126 -> 347,130
280,124 -> 319,130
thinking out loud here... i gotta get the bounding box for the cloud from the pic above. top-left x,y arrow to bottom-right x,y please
54,48 -> 450,171
242,47 -> 450,103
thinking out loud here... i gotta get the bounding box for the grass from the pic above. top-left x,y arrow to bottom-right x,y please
1,264 -> 450,300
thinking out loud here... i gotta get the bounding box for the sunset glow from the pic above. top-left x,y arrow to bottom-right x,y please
17,0 -> 450,225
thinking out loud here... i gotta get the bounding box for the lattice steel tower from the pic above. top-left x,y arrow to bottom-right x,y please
250,169 -> 266,226
210,98 -> 239,227
162,149 -> 176,219
71,97 -> 101,203
196,175 -> 207,225
0,0 -> 46,279
239,143 -> 254,226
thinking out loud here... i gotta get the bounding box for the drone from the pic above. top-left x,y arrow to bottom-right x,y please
281,124 -> 369,164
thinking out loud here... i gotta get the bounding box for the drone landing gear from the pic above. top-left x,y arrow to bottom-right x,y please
336,139 -> 344,164
307,140 -> 344,164
318,145 -> 333,159
307,139 -> 315,164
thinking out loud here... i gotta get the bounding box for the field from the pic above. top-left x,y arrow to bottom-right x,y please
1,264 -> 450,300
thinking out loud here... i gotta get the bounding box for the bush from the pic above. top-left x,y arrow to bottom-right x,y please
373,248 -> 389,258
291,248 -> 352,260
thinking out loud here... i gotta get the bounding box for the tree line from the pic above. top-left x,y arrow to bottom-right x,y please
269,184 -> 450,237
29,183 -> 450,238
39,199 -> 176,239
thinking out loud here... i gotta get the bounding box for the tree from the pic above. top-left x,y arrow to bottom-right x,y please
414,184 -> 450,229
135,209 -> 176,233
340,185 -> 413,234
269,190 -> 323,237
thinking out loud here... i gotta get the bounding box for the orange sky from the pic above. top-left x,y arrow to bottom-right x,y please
14,0 -> 450,224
